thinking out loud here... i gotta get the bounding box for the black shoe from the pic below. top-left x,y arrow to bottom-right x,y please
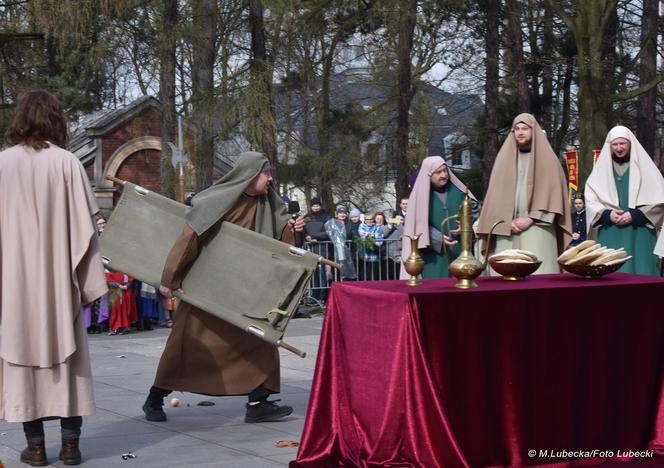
142,396 -> 167,421
59,437 -> 82,465
20,440 -> 47,466
244,399 -> 293,423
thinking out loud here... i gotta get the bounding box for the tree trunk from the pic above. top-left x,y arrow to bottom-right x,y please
191,0 -> 217,192
158,0 -> 177,199
316,46 -> 336,211
577,43 -> 611,188
636,0 -> 657,157
553,56 -> 573,155
482,0 -> 500,190
548,0 -> 618,188
505,0 -> 530,113
394,0 -> 417,203
539,4 -> 554,133
46,34 -> 60,77
248,0 -> 277,168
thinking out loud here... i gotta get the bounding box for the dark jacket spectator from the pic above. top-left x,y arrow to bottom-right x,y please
304,197 -> 332,246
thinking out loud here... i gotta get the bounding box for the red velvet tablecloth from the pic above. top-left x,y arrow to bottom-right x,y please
291,273 -> 664,468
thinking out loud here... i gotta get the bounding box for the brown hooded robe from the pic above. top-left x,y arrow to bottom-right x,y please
153,152 -> 293,395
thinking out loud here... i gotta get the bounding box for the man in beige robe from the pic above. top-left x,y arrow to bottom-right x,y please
0,90 -> 107,466
142,151 -> 304,424
477,113 -> 571,274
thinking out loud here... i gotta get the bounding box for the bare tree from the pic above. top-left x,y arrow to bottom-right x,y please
548,0 -> 664,187
636,0 -> 658,157
482,0 -> 500,187
159,0 -> 178,198
247,0 -> 277,166
505,0 -> 530,113
190,0 -> 217,191
392,0 -> 417,202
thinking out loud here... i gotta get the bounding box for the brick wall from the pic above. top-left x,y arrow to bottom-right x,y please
101,107 -> 161,169
114,149 -> 161,204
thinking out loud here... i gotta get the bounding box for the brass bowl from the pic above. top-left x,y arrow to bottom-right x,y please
489,258 -> 542,280
558,261 -> 623,278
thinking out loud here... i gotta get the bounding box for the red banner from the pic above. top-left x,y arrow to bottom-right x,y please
565,149 -> 578,192
593,149 -> 601,165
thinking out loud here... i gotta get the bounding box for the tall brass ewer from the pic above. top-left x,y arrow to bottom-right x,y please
441,195 -> 503,289
403,234 -> 424,286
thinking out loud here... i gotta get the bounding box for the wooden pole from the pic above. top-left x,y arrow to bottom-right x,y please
105,175 -> 126,185
178,168 -> 185,203
319,257 -> 343,270
278,340 -> 307,358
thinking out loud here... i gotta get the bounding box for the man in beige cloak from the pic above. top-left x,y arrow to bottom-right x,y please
0,90 -> 107,466
142,151 -> 304,424
476,113 -> 572,274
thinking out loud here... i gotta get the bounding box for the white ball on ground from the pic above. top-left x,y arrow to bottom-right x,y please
170,398 -> 180,407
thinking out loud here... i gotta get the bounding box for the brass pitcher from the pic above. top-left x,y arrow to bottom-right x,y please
403,234 -> 424,286
440,195 -> 503,289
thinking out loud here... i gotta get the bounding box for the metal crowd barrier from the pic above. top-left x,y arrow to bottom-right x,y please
301,238 -> 403,306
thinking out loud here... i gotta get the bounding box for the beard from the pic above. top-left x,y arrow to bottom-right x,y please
516,137 -> 532,150
611,152 -> 630,164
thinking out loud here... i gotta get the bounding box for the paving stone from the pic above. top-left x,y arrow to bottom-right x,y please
0,317 -> 322,467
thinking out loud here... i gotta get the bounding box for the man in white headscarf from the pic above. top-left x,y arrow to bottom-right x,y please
585,126 -> 664,276
400,156 -> 479,279
477,113 -> 571,274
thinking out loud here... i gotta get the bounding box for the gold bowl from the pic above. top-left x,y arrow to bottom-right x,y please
558,261 -> 623,278
489,259 -> 542,280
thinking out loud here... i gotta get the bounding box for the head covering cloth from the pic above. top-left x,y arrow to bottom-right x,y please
585,125 -> 664,231
401,156 -> 476,261
186,151 -> 289,237
476,113 -> 571,245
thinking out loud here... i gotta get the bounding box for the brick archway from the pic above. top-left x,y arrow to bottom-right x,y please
100,136 -> 162,188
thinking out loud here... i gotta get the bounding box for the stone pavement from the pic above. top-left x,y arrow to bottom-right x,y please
0,316 -> 323,468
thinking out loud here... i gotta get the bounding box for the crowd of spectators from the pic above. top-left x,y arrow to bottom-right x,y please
296,197 -> 408,300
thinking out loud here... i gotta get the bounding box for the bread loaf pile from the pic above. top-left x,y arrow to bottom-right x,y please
489,249 -> 540,264
557,240 -> 631,267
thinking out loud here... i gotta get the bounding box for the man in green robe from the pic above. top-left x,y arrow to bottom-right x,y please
401,156 -> 479,279
477,114 -> 571,274
585,126 -> 664,276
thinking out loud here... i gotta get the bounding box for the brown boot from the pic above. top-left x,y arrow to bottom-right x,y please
59,437 -> 81,465
20,440 -> 47,467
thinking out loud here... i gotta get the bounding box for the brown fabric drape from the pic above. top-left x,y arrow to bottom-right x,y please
155,192 -> 294,395
476,113 -> 571,248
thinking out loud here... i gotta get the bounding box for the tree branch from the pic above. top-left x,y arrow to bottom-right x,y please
611,73 -> 664,102
545,0 -> 575,31
0,0 -> 31,6
601,0 -> 621,31
0,32 -> 44,43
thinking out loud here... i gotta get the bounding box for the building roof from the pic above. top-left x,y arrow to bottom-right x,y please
69,96 -> 160,166
69,96 -> 234,173
273,69 -> 482,157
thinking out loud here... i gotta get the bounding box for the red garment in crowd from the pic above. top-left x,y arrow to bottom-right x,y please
105,271 -> 138,330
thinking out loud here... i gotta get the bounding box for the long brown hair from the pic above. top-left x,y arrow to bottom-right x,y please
4,90 -> 68,150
